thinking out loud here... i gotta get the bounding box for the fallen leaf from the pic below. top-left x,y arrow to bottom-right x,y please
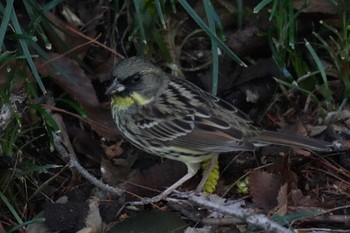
36,54 -> 119,140
274,183 -> 288,215
249,170 -> 285,210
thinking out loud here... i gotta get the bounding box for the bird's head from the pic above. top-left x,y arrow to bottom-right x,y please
105,57 -> 168,111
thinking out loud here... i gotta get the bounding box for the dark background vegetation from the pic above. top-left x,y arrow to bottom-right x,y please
1,0 -> 350,232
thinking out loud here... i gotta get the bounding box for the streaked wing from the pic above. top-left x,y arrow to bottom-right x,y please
134,77 -> 257,152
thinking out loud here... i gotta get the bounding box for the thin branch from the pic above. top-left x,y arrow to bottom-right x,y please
190,194 -> 294,233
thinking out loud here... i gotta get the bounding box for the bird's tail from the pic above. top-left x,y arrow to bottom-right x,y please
253,130 -> 333,152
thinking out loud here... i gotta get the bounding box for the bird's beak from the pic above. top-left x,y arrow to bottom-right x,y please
105,79 -> 125,95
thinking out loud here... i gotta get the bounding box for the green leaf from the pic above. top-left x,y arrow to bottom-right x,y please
57,98 -> 88,118
304,39 -> 333,106
0,0 -> 14,51
0,191 -> 23,224
10,7 -> 46,95
133,0 -> 147,47
203,0 -> 219,95
7,218 -> 46,233
254,0 -> 272,13
179,0 -> 246,67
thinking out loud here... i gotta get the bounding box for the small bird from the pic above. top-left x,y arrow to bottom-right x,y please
105,57 -> 332,202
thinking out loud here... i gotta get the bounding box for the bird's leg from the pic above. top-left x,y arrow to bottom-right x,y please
132,162 -> 200,204
161,162 -> 201,197
196,154 -> 219,192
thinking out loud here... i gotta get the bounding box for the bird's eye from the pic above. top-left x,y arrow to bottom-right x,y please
131,73 -> 142,84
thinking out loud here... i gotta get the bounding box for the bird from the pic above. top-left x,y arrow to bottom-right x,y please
105,57 -> 332,202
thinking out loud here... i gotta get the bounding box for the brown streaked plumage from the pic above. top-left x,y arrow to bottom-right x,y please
106,57 -> 332,202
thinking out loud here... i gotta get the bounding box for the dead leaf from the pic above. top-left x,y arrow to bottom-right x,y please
274,183 -> 288,215
35,54 -> 119,140
45,12 -> 90,58
288,189 -> 322,207
249,170 -> 285,210
119,159 -> 188,199
71,127 -> 105,165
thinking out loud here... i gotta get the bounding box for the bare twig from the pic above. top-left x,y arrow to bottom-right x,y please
190,194 -> 294,233
52,114 -> 124,196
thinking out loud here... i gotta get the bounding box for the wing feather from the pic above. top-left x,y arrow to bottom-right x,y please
132,77 -> 258,152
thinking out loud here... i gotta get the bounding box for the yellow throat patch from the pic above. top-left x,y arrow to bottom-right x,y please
111,92 -> 154,111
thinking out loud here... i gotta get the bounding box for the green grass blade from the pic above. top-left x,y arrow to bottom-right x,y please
1,122 -> 19,155
133,0 -> 147,47
0,50 -> 16,64
253,0 -> 272,13
7,218 -> 46,233
57,98 -> 88,118
236,0 -> 243,28
31,104 -> 60,133
10,7 -> 46,95
203,0 -> 219,95
269,0 -> 278,21
0,191 -> 23,224
42,0 -> 63,12
179,0 -> 246,67
273,77 -> 317,101
287,1 -> 295,49
313,32 -> 341,72
304,39 -> 333,106
210,3 -> 225,41
320,20 -> 342,41
0,0 -> 14,51
272,210 -> 322,225
170,0 -> 177,13
155,0 -> 166,29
